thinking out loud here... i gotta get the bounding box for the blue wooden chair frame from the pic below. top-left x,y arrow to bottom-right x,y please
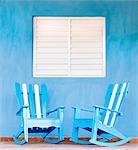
13,83 -> 64,144
71,82 -> 132,146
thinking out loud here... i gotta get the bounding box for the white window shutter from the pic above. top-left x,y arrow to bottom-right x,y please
33,17 -> 106,77
70,18 -> 105,77
33,18 -> 69,76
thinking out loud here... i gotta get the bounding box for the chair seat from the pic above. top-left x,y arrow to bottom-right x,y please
27,118 -> 60,128
74,119 -> 93,129
28,118 -> 59,120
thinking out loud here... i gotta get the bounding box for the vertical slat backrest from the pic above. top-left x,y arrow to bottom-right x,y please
109,82 -> 128,127
34,84 -> 42,119
101,84 -> 114,123
101,82 -> 128,127
102,83 -> 119,126
40,84 -> 48,118
107,84 -> 122,126
15,83 -> 23,108
22,83 -> 30,118
15,83 -> 48,119
28,84 -> 36,118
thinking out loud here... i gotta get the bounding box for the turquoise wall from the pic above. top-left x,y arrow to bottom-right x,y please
0,0 -> 138,137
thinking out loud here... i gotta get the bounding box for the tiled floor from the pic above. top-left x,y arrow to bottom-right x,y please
0,143 -> 138,150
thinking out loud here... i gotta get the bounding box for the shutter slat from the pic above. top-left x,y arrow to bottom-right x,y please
36,38 -> 68,42
71,65 -> 103,70
36,65 -> 68,70
36,58 -> 68,64
71,58 -> 103,65
70,70 -> 103,76
37,53 -> 68,59
37,48 -> 68,53
36,42 -> 68,48
36,70 -> 68,75
36,26 -> 68,31
71,53 -> 103,59
70,48 -> 103,53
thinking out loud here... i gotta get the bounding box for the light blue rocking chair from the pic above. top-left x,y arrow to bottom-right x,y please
71,82 -> 132,146
13,83 -> 64,144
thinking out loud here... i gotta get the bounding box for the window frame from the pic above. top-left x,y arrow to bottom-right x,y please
33,17 -> 106,78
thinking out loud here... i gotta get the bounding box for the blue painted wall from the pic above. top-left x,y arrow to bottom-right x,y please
0,0 -> 138,137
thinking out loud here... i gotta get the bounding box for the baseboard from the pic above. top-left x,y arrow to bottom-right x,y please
0,137 -> 138,143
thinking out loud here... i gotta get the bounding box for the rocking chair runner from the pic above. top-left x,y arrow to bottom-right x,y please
13,83 -> 64,144
71,82 -> 132,146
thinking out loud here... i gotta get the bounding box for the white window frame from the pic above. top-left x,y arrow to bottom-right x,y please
33,17 -> 106,77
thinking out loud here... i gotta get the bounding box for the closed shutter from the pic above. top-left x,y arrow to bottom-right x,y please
33,17 -> 105,77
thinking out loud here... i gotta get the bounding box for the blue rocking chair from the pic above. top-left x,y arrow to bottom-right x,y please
13,83 -> 64,144
71,82 -> 132,146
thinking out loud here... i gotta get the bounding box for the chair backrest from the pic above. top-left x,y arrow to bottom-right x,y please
101,82 -> 129,127
15,83 -> 48,119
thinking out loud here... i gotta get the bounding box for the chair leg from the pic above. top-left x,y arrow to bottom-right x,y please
44,127 -> 62,144
58,127 -> 63,141
24,126 -> 28,142
13,127 -> 26,145
23,116 -> 28,143
71,127 -> 91,145
71,126 -> 79,142
89,108 -> 99,143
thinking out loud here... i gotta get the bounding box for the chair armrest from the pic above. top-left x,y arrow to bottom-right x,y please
93,105 -> 123,116
47,106 -> 64,116
16,106 -> 29,116
72,106 -> 93,113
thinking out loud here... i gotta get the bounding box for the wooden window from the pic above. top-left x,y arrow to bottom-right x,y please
33,17 -> 106,77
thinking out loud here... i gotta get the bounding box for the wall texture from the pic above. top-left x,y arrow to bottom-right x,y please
0,0 -> 138,137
